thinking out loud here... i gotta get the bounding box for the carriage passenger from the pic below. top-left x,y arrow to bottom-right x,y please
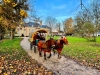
40,34 -> 45,42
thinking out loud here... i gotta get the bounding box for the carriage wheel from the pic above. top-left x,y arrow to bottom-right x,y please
33,45 -> 36,53
30,42 -> 33,50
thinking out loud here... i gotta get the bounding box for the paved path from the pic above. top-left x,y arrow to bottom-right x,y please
20,37 -> 100,75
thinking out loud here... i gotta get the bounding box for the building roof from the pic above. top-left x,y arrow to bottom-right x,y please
24,22 -> 50,29
24,22 -> 40,27
40,25 -> 50,29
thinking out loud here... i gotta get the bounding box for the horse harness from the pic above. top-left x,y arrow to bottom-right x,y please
53,39 -> 64,49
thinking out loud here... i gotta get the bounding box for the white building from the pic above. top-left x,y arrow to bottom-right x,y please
15,22 -> 50,37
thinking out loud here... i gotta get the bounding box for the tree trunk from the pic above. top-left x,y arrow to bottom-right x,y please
10,29 -> 13,40
0,34 -> 1,40
12,32 -> 15,39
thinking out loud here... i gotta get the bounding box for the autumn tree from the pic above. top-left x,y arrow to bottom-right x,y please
63,17 -> 74,35
0,0 -> 29,40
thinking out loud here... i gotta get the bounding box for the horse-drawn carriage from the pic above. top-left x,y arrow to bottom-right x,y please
29,29 -> 68,60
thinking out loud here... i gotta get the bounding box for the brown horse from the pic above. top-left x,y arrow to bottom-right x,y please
37,38 -> 56,60
53,36 -> 68,59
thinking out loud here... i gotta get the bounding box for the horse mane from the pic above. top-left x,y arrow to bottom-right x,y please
56,38 -> 64,44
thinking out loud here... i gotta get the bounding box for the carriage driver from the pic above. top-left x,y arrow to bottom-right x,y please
33,32 -> 40,45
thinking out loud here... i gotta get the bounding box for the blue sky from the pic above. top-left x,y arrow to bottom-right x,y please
26,0 -> 91,23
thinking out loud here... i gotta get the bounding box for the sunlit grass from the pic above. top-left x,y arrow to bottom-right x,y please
0,38 -> 52,74
48,36 -> 100,69
0,38 -> 30,61
62,36 -> 100,69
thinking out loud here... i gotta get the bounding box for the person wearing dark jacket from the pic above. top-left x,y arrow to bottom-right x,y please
40,34 -> 45,41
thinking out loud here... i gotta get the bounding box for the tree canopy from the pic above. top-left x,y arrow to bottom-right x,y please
0,0 -> 29,40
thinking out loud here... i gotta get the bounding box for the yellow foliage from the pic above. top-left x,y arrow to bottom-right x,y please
3,0 -> 7,3
13,69 -> 17,72
12,2 -> 17,7
3,73 -> 8,75
1,56 -> 5,60
20,10 -> 28,18
20,10 -> 25,16
20,21 -> 24,24
9,66 -> 13,68
24,12 -> 28,17
0,16 -> 3,21
3,0 -> 12,3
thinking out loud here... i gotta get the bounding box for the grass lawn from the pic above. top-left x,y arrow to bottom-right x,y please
51,36 -> 100,69
0,38 -> 30,60
0,38 -> 52,74
0,36 -> 100,74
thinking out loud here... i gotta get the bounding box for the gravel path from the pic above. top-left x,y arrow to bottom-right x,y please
20,37 -> 100,75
